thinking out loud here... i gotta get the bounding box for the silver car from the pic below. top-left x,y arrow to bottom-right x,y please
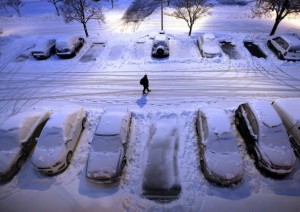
152,31 -> 170,57
197,33 -> 222,58
197,108 -> 243,185
0,110 -> 50,182
267,34 -> 300,61
86,110 -> 131,183
31,39 -> 56,60
272,98 -> 300,156
56,35 -> 84,58
32,107 -> 86,175
235,100 -> 296,175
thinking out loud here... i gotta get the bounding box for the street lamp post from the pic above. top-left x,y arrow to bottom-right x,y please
161,0 -> 164,32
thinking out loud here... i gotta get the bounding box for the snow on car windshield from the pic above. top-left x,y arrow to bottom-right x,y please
37,127 -> 63,148
0,129 -> 19,151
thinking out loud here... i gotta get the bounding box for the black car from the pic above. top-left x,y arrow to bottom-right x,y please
235,100 -> 296,175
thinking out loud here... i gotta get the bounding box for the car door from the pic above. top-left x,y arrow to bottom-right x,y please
120,115 -> 130,144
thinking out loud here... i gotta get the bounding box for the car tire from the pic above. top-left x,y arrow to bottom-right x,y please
277,51 -> 283,60
82,117 -> 86,129
66,152 -> 73,165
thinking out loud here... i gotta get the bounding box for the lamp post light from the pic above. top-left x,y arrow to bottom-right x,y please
161,0 -> 164,32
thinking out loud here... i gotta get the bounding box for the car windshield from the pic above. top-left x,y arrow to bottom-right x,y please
207,132 -> 237,153
91,135 -> 122,152
153,40 -> 167,47
37,127 -> 64,148
259,123 -> 288,147
0,129 -> 19,151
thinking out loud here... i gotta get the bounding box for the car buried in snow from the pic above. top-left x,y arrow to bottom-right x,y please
0,110 -> 50,182
31,39 -> 56,60
151,31 -> 170,57
272,98 -> 300,157
86,110 -> 131,183
197,108 -> 243,186
197,33 -> 222,58
267,34 -> 300,61
142,119 -> 181,201
32,107 -> 86,175
235,100 -> 296,175
56,35 -> 84,58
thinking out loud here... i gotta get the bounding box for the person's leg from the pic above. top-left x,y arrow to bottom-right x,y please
143,86 -> 146,94
147,86 -> 151,92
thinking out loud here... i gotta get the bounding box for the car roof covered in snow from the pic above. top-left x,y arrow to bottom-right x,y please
0,109 -> 50,143
273,98 -> 300,126
201,108 -> 231,136
95,110 -> 130,136
45,107 -> 84,129
32,39 -> 56,51
280,34 -> 300,48
249,100 -> 282,128
56,35 -> 82,49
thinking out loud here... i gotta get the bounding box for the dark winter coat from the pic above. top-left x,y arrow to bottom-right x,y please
140,75 -> 149,87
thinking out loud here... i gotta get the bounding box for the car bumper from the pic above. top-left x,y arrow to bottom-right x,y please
86,174 -> 120,184
34,162 -> 67,175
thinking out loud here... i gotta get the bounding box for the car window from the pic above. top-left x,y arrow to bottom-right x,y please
243,104 -> 254,123
274,37 -> 289,50
250,118 -> 259,136
37,127 -> 63,148
0,129 -> 19,150
288,47 -> 300,53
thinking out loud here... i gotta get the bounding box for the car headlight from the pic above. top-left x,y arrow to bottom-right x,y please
53,161 -> 63,167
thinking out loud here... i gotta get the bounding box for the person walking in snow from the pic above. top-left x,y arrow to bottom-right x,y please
140,74 -> 151,94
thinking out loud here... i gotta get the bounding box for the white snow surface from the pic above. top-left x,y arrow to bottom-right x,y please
250,100 -> 283,128
0,0 -> 300,211
273,98 -> 300,125
96,111 -> 128,136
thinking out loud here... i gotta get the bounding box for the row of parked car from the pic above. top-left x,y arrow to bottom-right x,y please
0,99 -> 299,192
31,35 -> 85,59
151,31 -> 300,61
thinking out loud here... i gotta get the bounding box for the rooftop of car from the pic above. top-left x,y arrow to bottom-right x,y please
279,34 -> 300,47
249,100 -> 282,128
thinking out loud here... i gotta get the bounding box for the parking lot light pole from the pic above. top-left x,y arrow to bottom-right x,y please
161,0 -> 164,32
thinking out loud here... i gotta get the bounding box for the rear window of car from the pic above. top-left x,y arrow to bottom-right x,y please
274,37 -> 289,50
37,127 -> 63,148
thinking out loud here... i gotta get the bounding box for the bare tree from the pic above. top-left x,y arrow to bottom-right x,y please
45,0 -> 62,16
6,0 -> 24,17
60,0 -> 105,37
0,0 -> 11,16
172,0 -> 212,36
252,0 -> 300,36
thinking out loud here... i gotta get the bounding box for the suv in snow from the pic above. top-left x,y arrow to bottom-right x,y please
267,34 -> 300,61
152,31 -> 170,57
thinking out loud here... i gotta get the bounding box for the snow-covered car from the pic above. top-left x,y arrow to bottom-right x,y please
32,107 -> 86,175
86,110 -> 131,183
197,108 -> 243,185
267,34 -> 300,61
152,31 -> 170,57
0,110 -> 50,182
272,98 -> 300,156
31,39 -> 56,60
142,119 -> 181,201
56,35 -> 84,58
235,100 -> 296,175
197,33 -> 222,58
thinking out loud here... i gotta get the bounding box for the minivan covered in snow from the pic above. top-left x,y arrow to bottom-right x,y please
267,34 -> 300,61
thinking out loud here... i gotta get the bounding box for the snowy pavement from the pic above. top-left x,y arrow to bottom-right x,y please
1,0 -> 300,211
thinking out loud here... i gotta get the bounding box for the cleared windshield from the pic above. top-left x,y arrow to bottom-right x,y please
37,127 -> 64,148
0,129 -> 19,151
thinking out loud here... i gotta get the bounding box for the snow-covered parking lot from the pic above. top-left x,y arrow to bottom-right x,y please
1,0 -> 300,211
